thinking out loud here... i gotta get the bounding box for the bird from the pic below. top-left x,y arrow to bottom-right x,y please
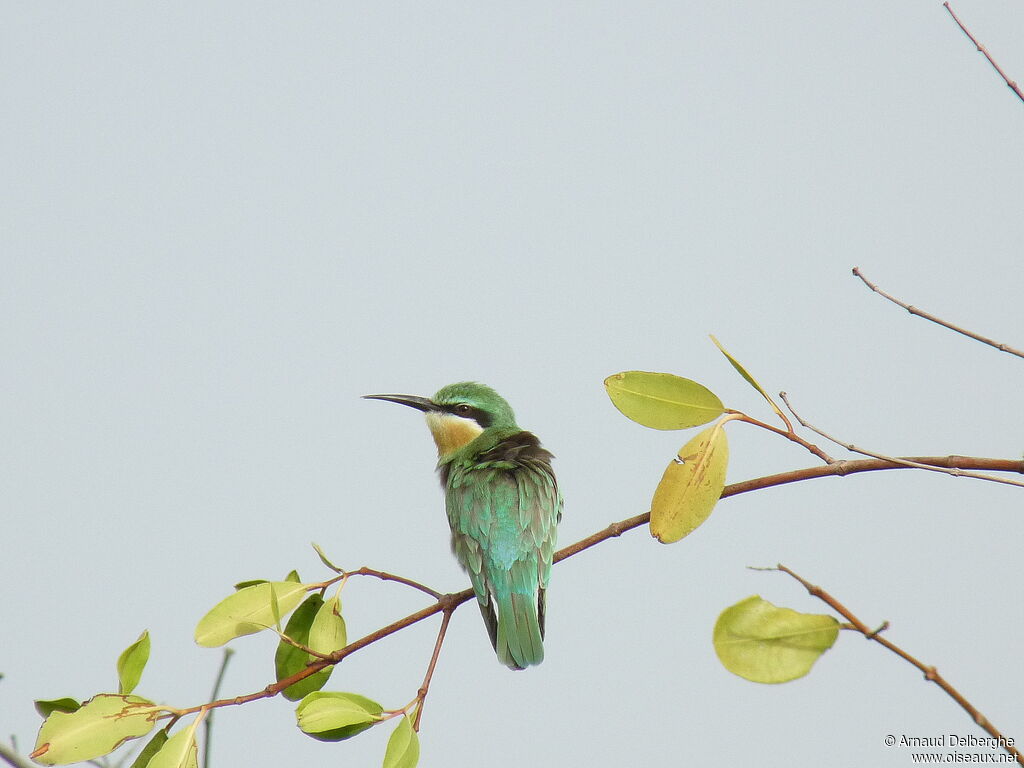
363,382 -> 561,670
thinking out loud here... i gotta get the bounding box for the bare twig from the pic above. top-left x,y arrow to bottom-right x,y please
942,3 -> 1024,106
343,566 -> 443,600
780,391 -> 1024,489
852,268 -> 1024,359
413,603 -> 455,731
770,564 -> 1023,766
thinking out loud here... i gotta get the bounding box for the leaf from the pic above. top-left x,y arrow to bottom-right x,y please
311,541 -> 342,573
34,699 -> 81,718
194,581 -> 309,647
309,595 -> 347,656
604,371 -> 724,430
709,335 -> 785,420
295,692 -> 383,742
31,694 -> 159,765
284,569 -> 302,583
117,630 -> 151,695
383,715 -> 420,768
713,595 -> 840,683
146,726 -> 198,768
233,579 -> 267,590
275,594 -> 333,701
649,423 -> 729,543
129,730 -> 169,768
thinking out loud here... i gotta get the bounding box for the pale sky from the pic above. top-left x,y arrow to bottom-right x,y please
3,3 -> 1023,767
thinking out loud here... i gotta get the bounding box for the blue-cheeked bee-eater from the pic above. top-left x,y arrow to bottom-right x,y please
364,382 -> 562,670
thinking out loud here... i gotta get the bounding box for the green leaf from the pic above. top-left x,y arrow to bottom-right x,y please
295,692 -> 383,742
117,630 -> 151,695
311,541 -> 342,573
233,579 -> 268,590
713,595 -> 840,683
309,595 -> 347,656
605,371 -> 724,430
275,594 -> 333,701
146,726 -> 198,768
709,335 -> 785,420
284,569 -> 302,583
129,730 -> 169,768
195,581 -> 309,647
383,715 -> 420,768
31,694 -> 158,765
649,423 -> 729,544
34,699 -> 81,718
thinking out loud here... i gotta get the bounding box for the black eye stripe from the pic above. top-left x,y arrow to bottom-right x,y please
445,403 -> 493,428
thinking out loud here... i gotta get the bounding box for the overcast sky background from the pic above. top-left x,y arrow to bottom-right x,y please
3,3 -> 1023,767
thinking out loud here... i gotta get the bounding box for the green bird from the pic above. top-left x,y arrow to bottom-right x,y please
364,382 -> 561,670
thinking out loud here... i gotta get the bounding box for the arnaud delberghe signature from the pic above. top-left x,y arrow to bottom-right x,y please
898,734 -> 1015,749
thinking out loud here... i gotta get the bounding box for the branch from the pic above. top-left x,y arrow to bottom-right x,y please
556,454 -> 1024,563
852,267 -> 1024,358
772,564 -> 1024,766
167,453 -> 1024,719
942,3 -> 1024,106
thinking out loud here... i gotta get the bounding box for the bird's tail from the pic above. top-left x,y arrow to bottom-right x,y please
494,589 -> 544,669
481,559 -> 545,670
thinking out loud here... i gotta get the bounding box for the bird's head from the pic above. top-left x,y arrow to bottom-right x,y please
363,382 -> 518,457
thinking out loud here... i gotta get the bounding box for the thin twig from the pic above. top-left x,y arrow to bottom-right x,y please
780,391 -> 1024,489
344,566 -> 443,600
852,267 -> 1024,358
942,3 -> 1024,106
413,604 -> 455,731
771,564 -> 1023,766
203,649 -> 233,768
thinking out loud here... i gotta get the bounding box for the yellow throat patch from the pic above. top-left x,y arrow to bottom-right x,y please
425,411 -> 484,457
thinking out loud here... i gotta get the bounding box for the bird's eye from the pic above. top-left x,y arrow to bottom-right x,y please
455,404 -> 473,416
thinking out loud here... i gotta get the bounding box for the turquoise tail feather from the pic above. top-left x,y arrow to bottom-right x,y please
494,589 -> 544,670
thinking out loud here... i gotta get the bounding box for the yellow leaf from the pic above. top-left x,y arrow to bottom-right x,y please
650,423 -> 729,543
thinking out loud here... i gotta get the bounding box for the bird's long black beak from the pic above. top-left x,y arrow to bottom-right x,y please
362,393 -> 438,412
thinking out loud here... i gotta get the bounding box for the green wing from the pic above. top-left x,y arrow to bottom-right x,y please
444,431 -> 560,669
